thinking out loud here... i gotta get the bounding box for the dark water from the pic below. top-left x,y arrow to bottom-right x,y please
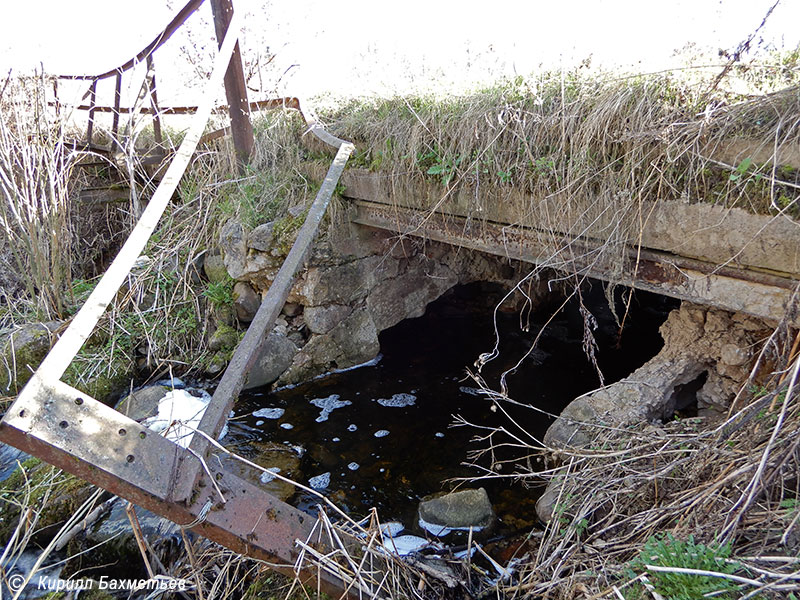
223,281 -> 677,532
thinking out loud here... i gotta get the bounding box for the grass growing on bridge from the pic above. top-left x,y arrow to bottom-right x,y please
324,63 -> 800,219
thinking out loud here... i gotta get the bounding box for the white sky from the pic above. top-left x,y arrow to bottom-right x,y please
2,0 -> 799,106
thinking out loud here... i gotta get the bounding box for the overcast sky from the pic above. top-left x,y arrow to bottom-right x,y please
2,0 -> 799,105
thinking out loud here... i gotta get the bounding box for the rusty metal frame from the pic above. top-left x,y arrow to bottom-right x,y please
1,5 -> 355,597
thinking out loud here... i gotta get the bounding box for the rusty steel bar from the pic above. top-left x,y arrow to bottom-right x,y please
0,379 -> 351,597
174,140 -> 354,502
57,0 -> 207,81
146,55 -> 163,146
71,97 -> 302,116
86,79 -> 97,146
209,0 -> 254,168
111,70 -> 122,144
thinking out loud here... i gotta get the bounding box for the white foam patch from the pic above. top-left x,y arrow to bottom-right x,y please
435,432 -> 445,438
380,522 -> 404,537
374,429 -> 390,438
309,472 -> 331,489
144,389 -> 214,448
418,517 -> 484,537
347,424 -> 357,432
280,423 -> 294,430
381,535 -> 442,556
253,407 -> 285,419
310,394 -> 351,422
259,467 -> 280,484
376,393 -> 416,408
347,462 -> 359,471
255,420 -> 264,426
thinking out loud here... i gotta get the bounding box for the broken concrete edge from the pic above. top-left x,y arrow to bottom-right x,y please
535,302 -> 774,521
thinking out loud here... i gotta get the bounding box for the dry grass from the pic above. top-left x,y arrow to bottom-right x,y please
448,317 -> 800,599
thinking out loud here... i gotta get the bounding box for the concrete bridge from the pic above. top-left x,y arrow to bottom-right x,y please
339,168 -> 800,325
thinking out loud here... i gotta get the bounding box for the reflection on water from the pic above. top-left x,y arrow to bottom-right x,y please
223,282 -> 677,530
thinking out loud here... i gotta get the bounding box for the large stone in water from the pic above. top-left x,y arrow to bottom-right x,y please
216,441 -> 301,502
245,332 -> 298,389
418,488 -> 494,529
115,384 -> 169,421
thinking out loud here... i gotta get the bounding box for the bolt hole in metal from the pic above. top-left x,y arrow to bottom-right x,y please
18,410 -> 25,418
126,455 -> 135,463
59,421 -> 69,429
75,398 -> 84,405
139,432 -> 146,439
118,428 -> 127,436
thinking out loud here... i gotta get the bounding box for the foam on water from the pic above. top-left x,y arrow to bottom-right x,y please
252,407 -> 285,419
309,394 -> 352,422
309,472 -> 331,489
260,467 -> 280,484
376,393 -> 416,408
374,429 -> 390,438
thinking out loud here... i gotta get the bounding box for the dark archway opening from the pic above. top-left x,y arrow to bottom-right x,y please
232,278 -> 679,531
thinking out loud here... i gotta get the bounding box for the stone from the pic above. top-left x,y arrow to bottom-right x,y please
203,252 -> 229,284
206,350 -> 230,375
282,302 -> 302,317
304,304 -> 352,334
418,488 -> 494,529
215,442 -> 301,502
209,324 -> 239,352
233,281 -> 260,322
367,262 -> 457,331
220,219 -> 248,279
115,385 -> 169,421
244,333 -> 298,389
0,321 -> 62,394
534,482 -> 562,524
248,222 -> 275,251
329,308 -> 379,362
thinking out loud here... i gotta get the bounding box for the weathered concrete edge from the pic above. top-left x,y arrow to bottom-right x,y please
352,200 -> 799,325
341,169 -> 800,278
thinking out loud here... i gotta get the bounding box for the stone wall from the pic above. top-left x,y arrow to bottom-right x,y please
216,207 -> 537,388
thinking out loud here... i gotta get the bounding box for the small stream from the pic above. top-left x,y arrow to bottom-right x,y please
223,282 -> 677,534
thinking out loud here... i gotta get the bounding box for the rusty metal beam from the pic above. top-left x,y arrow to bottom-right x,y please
210,0 -> 254,168
57,0 -> 207,81
146,55 -> 163,147
69,98 -> 298,116
0,378 -> 350,597
173,141 -> 354,502
351,199 -> 800,324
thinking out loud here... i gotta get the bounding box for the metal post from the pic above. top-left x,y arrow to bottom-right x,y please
146,55 -> 163,147
209,0 -> 254,169
86,79 -> 97,147
112,70 -> 123,149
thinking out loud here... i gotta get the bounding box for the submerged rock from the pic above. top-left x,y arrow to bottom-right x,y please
216,441 -> 301,502
418,488 -> 494,530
